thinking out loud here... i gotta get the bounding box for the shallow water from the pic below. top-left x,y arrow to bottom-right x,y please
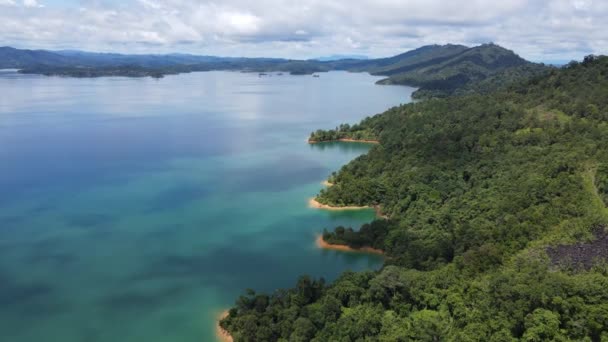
0,71 -> 413,341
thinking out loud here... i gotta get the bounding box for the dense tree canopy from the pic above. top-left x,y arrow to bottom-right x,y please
374,43 -> 550,99
222,56 -> 608,341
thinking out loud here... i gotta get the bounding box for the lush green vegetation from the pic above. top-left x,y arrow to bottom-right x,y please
347,44 -> 469,73
222,56 -> 608,341
309,123 -> 379,142
414,63 -> 552,99
322,220 -> 392,250
309,46 -> 550,143
375,44 -> 550,99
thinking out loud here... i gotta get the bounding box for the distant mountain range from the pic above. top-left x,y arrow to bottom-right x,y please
0,44 -> 551,99
314,54 -> 369,61
0,46 -> 286,68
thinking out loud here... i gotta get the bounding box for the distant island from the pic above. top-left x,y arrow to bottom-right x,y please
220,54 -> 608,341
2,43 -> 550,99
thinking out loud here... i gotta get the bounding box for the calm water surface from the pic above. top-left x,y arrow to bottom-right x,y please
0,70 -> 413,341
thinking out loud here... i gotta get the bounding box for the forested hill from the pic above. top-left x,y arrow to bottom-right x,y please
374,43 -> 550,98
0,46 -> 73,68
2,44 -> 547,94
338,44 -> 469,73
222,56 -> 608,341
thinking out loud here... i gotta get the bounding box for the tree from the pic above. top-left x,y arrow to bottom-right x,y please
522,309 -> 566,342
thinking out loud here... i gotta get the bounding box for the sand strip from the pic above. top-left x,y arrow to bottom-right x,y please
309,198 -> 370,211
308,138 -> 380,144
316,235 -> 384,255
309,197 -> 388,219
216,310 -> 233,342
322,180 -> 334,187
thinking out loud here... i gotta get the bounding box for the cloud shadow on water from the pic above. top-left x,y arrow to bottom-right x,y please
65,213 -> 117,229
145,183 -> 209,212
227,155 -> 329,192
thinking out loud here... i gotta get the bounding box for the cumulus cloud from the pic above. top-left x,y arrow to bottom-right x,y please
23,0 -> 42,7
0,0 -> 606,61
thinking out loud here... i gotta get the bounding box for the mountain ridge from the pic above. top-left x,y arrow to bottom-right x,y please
1,44 -> 549,98
374,43 -> 548,98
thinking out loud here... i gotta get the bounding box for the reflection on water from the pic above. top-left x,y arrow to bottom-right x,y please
309,141 -> 378,153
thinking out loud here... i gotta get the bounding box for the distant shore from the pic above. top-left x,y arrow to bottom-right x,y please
308,138 -> 380,144
316,235 -> 384,255
216,311 -> 233,342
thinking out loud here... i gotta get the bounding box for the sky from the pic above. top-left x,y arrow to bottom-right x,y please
0,0 -> 606,62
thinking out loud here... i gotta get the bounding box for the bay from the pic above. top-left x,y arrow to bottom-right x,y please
0,70 -> 413,341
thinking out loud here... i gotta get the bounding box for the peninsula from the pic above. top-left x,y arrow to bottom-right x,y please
221,55 -> 608,341
216,311 -> 233,342
315,235 -> 384,255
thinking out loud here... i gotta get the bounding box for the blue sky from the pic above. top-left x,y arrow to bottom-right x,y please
0,0 -> 605,62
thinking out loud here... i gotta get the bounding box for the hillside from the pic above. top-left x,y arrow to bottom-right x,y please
0,46 -> 300,74
0,46 -> 251,68
222,56 -> 608,341
375,43 -> 550,98
366,44 -> 469,74
327,44 -> 469,73
0,46 -> 73,68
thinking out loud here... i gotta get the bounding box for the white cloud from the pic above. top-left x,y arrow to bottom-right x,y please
217,11 -> 260,35
0,0 -> 606,61
572,0 -> 592,11
138,0 -> 161,10
23,0 -> 42,8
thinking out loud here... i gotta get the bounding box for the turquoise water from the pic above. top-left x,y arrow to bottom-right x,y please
0,70 -> 413,341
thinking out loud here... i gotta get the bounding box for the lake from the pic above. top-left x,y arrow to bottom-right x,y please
0,70 -> 414,341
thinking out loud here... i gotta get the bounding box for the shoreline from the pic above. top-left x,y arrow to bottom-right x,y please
309,198 -> 388,219
316,235 -> 385,255
322,180 -> 334,187
308,138 -> 380,144
216,310 -> 233,342
308,197 -> 370,211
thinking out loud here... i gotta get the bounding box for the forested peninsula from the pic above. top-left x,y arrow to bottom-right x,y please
220,55 -> 608,341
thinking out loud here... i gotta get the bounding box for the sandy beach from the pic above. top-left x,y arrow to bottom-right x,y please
309,197 -> 388,219
316,235 -> 384,255
216,311 -> 233,342
322,180 -> 334,187
308,138 -> 380,144
308,198 -> 370,210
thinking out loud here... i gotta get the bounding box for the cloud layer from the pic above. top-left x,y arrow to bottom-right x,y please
1,0 -> 606,61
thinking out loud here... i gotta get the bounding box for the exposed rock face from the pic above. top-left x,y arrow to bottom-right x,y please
547,226 -> 608,270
